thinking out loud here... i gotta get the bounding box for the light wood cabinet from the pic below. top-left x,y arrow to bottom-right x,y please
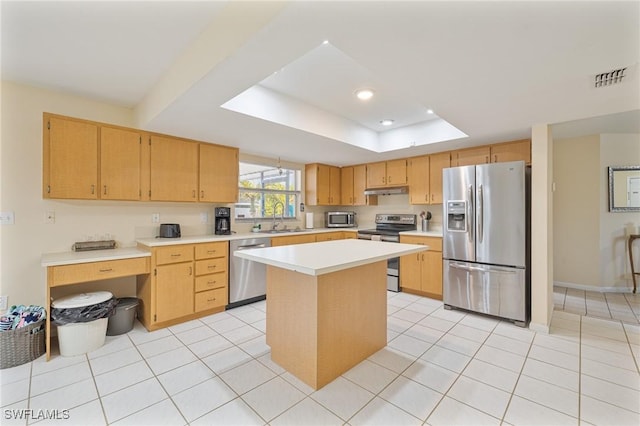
341,165 -> 377,206
100,126 -> 142,200
399,235 -> 443,299
490,139 -> 531,164
315,232 -> 344,242
452,146 -> 490,166
149,135 -> 198,202
137,241 -> 228,330
271,234 -> 317,247
366,160 -> 407,188
408,155 -> 430,204
305,163 -> 340,206
199,144 -> 239,202
43,115 -> 99,199
429,152 -> 450,204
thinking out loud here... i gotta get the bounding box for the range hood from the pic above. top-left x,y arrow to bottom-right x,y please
364,186 -> 409,196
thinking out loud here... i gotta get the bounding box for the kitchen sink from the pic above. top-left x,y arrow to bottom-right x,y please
265,228 -> 303,234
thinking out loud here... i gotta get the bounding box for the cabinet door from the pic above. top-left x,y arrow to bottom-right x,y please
316,232 -> 343,242
150,135 -> 198,202
408,156 -> 430,204
155,262 -> 194,322
340,166 -> 354,205
453,146 -> 490,166
386,159 -> 407,186
352,164 -> 376,205
329,165 -> 341,205
366,162 -> 387,188
399,253 -> 422,291
422,250 -> 443,298
100,126 -> 141,200
490,139 -> 531,165
45,116 -> 98,199
200,144 -> 238,202
429,152 -> 450,204
271,234 -> 316,246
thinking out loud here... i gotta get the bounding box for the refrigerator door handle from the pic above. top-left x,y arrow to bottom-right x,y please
467,185 -> 473,243
449,262 -> 475,272
449,262 -> 517,274
478,184 -> 484,244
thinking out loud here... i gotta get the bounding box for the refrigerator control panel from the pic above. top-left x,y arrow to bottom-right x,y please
446,201 -> 467,232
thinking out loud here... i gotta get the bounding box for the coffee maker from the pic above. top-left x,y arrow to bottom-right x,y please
214,207 -> 231,235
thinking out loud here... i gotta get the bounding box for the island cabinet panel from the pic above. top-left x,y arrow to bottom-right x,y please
306,163 -> 340,205
199,143 -> 239,203
399,235 -> 443,299
44,115 -> 99,199
490,139 -> 531,165
149,135 -> 198,202
100,126 -> 142,200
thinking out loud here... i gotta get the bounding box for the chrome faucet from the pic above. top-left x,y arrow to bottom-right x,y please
272,201 -> 285,230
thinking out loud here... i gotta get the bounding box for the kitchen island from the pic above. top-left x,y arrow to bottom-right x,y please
234,239 -> 427,389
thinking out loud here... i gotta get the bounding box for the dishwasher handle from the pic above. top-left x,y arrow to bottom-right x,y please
236,243 -> 267,250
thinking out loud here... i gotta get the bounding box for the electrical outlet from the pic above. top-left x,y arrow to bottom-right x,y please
0,296 -> 8,311
200,212 -> 209,224
45,210 -> 55,224
152,213 -> 160,223
0,211 -> 15,225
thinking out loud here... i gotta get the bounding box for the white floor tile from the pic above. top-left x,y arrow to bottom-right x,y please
0,400 -> 28,426
202,346 -> 252,374
581,333 -> 634,355
527,345 -> 578,372
94,360 -> 154,396
0,361 -> 31,385
280,371 -> 316,395
349,396 -> 422,426
219,359 -> 276,395
447,375 -> 511,419
173,325 -> 218,346
533,333 -> 579,356
227,306 -> 266,324
504,395 -> 577,426
404,301 -> 439,316
391,308 -> 427,324
136,335 -> 183,359
435,333 -> 482,357
387,316 -> 415,333
581,358 -> 640,391
514,375 -> 578,418
310,376 -> 374,421
580,374 -> 640,413
88,347 -> 142,376
167,318 -> 204,334
581,343 -> 637,371
87,335 -> 134,360
207,316 -> 246,334
427,395 -> 500,426
403,323 -> 446,343
462,358 -> 519,393
31,353 -> 85,376
187,334 -> 233,358
448,323 -> 490,343
379,375 -> 442,420
256,353 -> 286,375
0,377 -> 29,407
418,315 -> 456,332
35,398 -> 107,426
112,398 -> 185,426
190,398 -> 264,426
430,307 -> 467,323
157,360 -> 215,396
521,358 -> 578,392
388,334 -> 433,357
29,378 -> 98,414
237,334 -> 270,358
580,395 -> 640,426
171,377 -> 236,422
30,361 -> 92,396
242,377 -> 306,422
145,346 -> 198,376
421,345 -> 471,373
342,359 -> 397,394
127,327 -> 171,346
483,333 -> 531,356
402,359 -> 458,394
367,347 -> 415,373
219,324 -> 263,345
100,378 -> 167,423
459,313 -> 499,332
270,397 -> 342,426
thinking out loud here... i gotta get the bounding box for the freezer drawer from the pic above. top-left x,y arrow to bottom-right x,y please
443,260 -> 528,325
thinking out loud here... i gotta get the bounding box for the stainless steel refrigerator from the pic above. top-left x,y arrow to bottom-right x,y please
442,160 -> 530,326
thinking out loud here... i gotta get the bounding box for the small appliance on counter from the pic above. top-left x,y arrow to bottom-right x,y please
159,224 -> 181,238
325,211 -> 356,228
215,207 -> 231,235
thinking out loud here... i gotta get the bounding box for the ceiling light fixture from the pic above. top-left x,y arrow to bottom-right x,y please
322,40 -> 329,45
355,88 -> 375,101
380,119 -> 394,126
426,109 -> 434,114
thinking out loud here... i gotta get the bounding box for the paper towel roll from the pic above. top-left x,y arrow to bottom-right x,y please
305,212 -> 314,229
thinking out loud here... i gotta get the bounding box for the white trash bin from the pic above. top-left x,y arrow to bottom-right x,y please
52,291 -> 113,357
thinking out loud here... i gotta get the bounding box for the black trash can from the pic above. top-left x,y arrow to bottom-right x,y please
106,298 -> 139,336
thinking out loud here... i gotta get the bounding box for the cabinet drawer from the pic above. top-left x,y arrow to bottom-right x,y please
195,258 -> 227,276
195,288 -> 227,312
155,245 -> 193,265
195,272 -> 227,292
400,236 -> 442,251
195,241 -> 228,260
51,257 -> 150,286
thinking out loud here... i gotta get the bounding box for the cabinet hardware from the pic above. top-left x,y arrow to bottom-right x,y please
189,266 -> 193,275
388,176 -> 392,183
99,268 -> 113,273
47,185 -> 51,194
171,253 -> 182,257
494,154 -> 498,162
47,121 -> 50,130
201,190 -> 204,198
90,184 -> 95,195
207,250 -> 216,254
154,269 -> 157,276
207,298 -> 216,302
208,265 -> 216,269
103,185 -> 107,195
208,281 -> 216,286
192,190 -> 196,198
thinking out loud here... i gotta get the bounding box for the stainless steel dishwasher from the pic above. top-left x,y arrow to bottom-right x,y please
228,237 -> 271,309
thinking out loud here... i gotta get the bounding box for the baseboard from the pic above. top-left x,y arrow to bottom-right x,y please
553,280 -> 634,293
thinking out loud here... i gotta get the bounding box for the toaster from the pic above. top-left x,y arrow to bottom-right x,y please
159,224 -> 181,238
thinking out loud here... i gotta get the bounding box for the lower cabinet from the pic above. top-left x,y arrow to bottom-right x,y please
272,231 -> 355,246
137,241 -> 228,330
399,235 -> 443,300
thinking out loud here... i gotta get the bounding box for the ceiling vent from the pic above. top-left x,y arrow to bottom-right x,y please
594,67 -> 627,88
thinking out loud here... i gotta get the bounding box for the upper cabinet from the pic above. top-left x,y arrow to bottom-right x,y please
407,152 -> 450,205
44,115 -> 99,199
199,143 -> 239,203
306,163 -> 341,206
451,146 -> 490,167
341,165 -> 377,206
490,139 -> 531,165
429,152 -> 451,204
149,136 -> 199,202
366,159 -> 407,188
100,126 -> 142,201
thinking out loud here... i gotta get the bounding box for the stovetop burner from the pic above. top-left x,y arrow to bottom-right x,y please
357,213 -> 417,242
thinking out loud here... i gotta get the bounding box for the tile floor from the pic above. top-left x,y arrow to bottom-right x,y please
554,286 -> 640,325
1,292 -> 639,425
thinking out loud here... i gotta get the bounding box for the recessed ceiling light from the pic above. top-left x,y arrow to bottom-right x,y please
355,89 -> 375,101
322,40 -> 329,45
426,109 -> 434,114
380,119 -> 394,126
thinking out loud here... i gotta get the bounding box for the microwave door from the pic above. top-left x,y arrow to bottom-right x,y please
443,165 -> 475,262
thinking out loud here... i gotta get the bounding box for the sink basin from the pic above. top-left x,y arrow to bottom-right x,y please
265,228 -> 303,234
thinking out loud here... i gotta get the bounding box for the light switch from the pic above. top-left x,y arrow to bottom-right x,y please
0,212 -> 15,225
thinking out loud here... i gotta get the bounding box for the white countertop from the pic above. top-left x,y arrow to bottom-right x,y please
41,247 -> 151,267
399,230 -> 443,238
233,239 -> 428,276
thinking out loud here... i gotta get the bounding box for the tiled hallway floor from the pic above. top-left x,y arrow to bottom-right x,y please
554,286 -> 640,324
1,292 -> 639,425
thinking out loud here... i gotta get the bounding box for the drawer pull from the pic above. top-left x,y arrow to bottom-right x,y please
171,254 -> 182,257
208,265 -> 217,270
207,250 -> 216,254
207,298 -> 216,302
99,268 -> 113,273
207,281 -> 217,286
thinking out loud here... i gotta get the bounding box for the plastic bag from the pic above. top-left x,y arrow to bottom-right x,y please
51,297 -> 118,325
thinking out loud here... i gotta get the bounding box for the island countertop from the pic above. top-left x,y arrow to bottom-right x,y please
233,239 -> 428,276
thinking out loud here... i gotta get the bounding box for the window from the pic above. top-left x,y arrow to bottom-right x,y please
235,162 -> 301,220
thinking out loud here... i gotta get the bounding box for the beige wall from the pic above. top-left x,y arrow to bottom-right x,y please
553,135 -> 601,286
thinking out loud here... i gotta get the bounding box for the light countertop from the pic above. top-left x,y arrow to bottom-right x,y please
399,229 -> 443,237
41,247 -> 151,267
233,239 -> 428,276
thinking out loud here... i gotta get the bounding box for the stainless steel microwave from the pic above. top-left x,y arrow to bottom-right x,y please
325,211 -> 357,228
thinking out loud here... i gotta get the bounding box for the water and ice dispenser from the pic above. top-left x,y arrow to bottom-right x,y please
446,201 -> 467,232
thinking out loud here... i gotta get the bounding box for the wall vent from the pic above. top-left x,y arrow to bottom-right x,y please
595,67 -> 627,88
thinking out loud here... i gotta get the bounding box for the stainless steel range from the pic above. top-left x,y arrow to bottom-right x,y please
357,214 -> 417,291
